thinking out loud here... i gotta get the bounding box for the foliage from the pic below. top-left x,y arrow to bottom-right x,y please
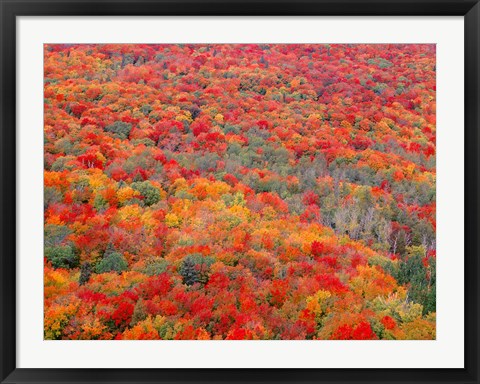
79,262 -> 92,285
95,249 -> 129,274
45,245 -> 79,269
131,181 -> 161,206
44,43 -> 436,340
104,121 -> 132,139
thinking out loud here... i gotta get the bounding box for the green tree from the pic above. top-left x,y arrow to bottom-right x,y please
394,245 -> 435,314
131,181 -> 161,206
96,246 -> 128,274
104,121 -> 132,139
79,262 -> 92,285
45,245 -> 79,269
179,254 -> 214,286
140,104 -> 153,116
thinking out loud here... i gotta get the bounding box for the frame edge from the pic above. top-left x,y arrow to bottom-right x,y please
1,0 -> 479,383
0,0 -> 17,383
464,2 -> 480,382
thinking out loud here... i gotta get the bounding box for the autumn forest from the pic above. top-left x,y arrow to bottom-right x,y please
44,44 -> 436,340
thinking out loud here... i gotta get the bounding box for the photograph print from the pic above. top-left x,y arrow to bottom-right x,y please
44,44 -> 436,340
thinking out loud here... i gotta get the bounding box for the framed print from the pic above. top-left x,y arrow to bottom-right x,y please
1,0 -> 479,383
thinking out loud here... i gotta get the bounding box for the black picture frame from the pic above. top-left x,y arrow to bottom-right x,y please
1,1 -> 479,383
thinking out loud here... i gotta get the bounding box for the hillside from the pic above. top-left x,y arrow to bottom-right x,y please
44,44 -> 436,340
